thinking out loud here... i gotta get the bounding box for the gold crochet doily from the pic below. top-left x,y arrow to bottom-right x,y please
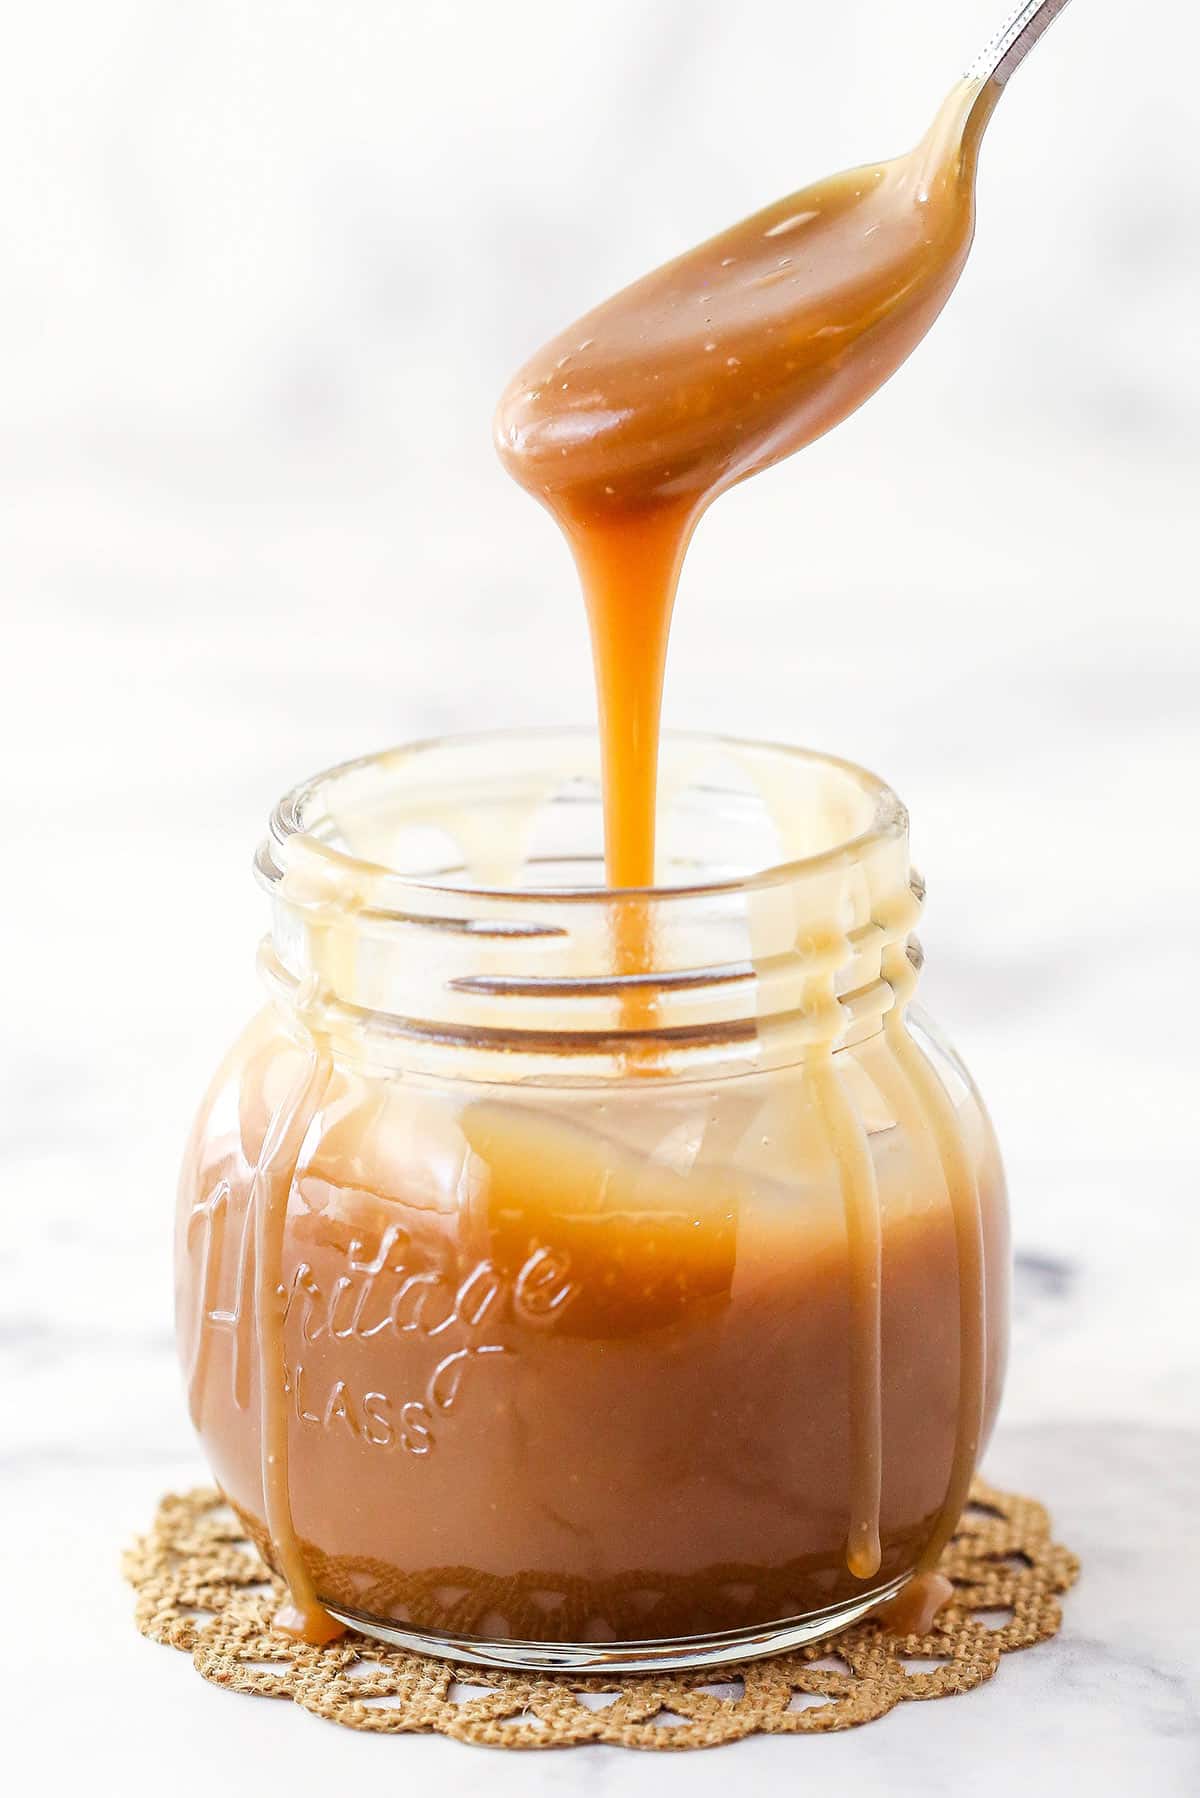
124,1480 -> 1078,1750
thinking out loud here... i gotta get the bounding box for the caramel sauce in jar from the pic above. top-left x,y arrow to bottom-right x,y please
177,735 -> 1009,1663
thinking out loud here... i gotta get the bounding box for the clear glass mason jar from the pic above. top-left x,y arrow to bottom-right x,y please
176,729 -> 1008,1671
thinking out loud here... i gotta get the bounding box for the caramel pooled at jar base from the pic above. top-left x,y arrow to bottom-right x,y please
176,731 -> 1009,1670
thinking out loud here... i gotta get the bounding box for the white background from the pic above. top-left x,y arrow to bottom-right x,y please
3,1 -> 1197,1791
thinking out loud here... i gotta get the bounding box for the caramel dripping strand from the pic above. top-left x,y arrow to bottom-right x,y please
565,498 -> 699,1052
251,1044 -> 343,1645
804,932 -> 883,1581
559,497 -> 698,894
879,928 -> 987,1575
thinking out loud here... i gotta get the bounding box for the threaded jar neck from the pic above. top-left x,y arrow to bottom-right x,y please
255,729 -> 921,1081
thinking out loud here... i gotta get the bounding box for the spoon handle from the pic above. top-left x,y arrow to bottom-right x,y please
967,0 -> 1075,87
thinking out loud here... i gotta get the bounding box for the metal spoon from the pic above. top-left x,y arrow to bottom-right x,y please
968,0 -> 1076,93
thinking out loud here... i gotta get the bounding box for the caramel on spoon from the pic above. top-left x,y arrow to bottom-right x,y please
496,0 -> 1077,891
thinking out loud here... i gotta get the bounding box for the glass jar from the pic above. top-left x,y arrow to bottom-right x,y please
176,729 -> 1008,1671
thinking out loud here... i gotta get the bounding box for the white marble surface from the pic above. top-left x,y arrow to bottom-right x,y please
2,1 -> 1198,1790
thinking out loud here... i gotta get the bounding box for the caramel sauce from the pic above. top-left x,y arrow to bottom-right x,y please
496,77 -> 996,888
182,1023 -> 1008,1647
875,1570 -> 956,1638
180,74 -> 1009,1647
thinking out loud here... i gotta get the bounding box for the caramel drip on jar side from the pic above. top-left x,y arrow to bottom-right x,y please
810,1056 -> 884,1580
879,936 -> 987,1574
803,933 -> 883,1581
252,840 -> 380,1641
250,1044 -> 343,1645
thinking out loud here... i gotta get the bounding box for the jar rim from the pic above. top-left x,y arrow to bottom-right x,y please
257,726 -> 906,908
256,728 -> 918,1077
